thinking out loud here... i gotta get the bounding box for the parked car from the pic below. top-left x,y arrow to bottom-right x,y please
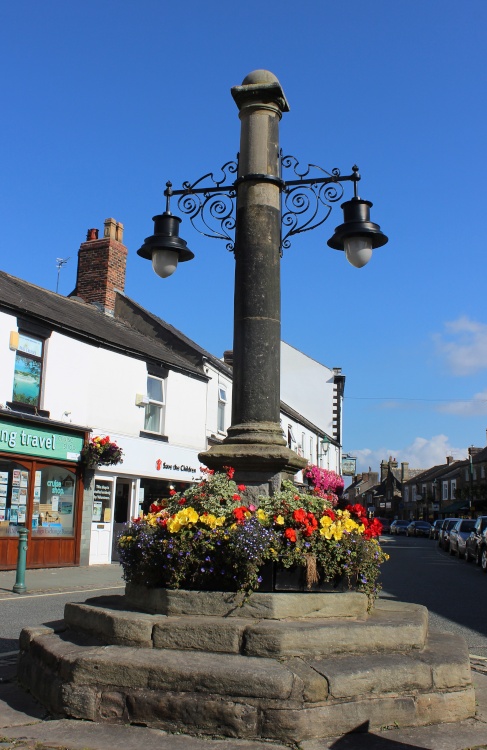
438,518 -> 458,551
406,520 -> 432,537
448,519 -> 476,558
429,519 -> 443,540
375,517 -> 391,534
390,520 -> 410,535
465,516 -> 487,565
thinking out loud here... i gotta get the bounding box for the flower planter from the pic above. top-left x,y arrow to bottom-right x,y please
257,561 -> 352,593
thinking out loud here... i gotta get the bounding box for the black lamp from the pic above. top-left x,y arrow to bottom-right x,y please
137,207 -> 194,279
327,197 -> 388,268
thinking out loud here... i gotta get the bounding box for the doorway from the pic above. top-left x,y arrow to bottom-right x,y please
111,479 -> 131,562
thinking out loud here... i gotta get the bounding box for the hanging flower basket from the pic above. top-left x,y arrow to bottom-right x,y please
117,468 -> 388,606
80,436 -> 124,469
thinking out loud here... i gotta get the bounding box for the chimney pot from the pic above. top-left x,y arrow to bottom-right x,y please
86,228 -> 99,241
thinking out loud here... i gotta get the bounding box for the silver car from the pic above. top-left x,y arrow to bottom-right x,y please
449,519 -> 476,558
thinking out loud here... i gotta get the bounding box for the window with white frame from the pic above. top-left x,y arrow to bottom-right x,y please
451,479 -> 457,497
442,481 -> 448,501
144,375 -> 165,434
217,386 -> 227,433
287,425 -> 296,449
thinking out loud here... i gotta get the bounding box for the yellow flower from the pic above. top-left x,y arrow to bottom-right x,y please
256,508 -> 268,522
167,518 -> 182,533
200,513 -> 218,528
275,515 -> 285,525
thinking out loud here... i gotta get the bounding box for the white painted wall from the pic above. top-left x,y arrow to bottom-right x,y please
281,342 -> 335,437
0,312 -> 17,405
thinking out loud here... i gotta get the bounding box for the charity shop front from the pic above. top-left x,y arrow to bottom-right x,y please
87,432 -> 202,565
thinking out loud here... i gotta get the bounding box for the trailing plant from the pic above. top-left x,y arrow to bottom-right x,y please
80,435 -> 124,468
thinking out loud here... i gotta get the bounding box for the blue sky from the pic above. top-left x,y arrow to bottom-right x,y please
1,0 -> 487,473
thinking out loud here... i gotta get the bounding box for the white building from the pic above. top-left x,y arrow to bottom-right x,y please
0,218 -> 344,570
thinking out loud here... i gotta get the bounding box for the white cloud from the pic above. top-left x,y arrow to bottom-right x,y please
438,389 -> 487,416
352,434 -> 468,474
434,316 -> 487,375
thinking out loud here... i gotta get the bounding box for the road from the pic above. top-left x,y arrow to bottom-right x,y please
380,533 -> 487,657
1,537 -> 486,659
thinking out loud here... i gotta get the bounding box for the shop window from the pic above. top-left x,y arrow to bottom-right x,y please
144,375 -> 165,434
32,466 -> 76,536
0,460 -> 29,535
12,333 -> 44,408
217,386 -> 227,433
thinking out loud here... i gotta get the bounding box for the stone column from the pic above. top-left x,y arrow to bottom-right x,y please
199,71 -> 306,497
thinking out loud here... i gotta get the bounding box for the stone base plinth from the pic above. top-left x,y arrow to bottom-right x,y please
17,587 -> 475,742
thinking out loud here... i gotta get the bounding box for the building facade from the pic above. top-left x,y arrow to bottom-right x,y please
0,218 -> 344,569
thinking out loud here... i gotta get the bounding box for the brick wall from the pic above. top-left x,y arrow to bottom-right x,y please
74,219 -> 127,313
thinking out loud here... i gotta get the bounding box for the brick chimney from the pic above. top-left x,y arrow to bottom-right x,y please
72,218 -> 127,314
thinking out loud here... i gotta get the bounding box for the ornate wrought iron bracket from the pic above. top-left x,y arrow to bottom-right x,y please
164,155 -> 360,254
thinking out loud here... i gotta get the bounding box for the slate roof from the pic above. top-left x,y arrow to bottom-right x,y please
0,271 -> 205,378
0,270 -> 334,440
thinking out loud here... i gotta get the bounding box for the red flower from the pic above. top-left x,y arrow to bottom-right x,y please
224,466 -> 235,479
284,528 -> 297,543
178,498 -> 187,505
169,489 -> 177,496
293,508 -> 307,523
306,512 -> 318,527
232,494 -> 241,502
322,508 -> 336,521
237,484 -> 246,492
303,524 -> 315,537
233,506 -> 249,522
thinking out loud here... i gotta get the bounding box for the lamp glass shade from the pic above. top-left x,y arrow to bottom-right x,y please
344,236 -> 373,268
152,249 -> 179,278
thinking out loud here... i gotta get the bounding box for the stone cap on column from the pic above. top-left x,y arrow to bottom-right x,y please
231,69 -> 290,113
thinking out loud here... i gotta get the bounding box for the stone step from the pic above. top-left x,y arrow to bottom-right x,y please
64,597 -> 428,656
18,623 -> 474,741
125,584 -> 369,619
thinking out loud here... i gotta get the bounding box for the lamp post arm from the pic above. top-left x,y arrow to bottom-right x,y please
162,162 -> 361,253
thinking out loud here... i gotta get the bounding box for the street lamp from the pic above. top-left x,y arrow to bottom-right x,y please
138,70 -> 388,495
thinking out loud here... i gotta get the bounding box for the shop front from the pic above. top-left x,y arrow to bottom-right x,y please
0,412 -> 87,569
88,433 -> 201,565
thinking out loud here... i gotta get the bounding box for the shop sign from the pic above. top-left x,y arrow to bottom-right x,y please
0,418 -> 84,462
341,457 -> 356,476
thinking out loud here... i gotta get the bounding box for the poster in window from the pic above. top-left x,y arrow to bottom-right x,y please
35,471 -> 42,486
33,487 -> 41,500
11,487 -> 19,502
0,486 -> 6,498
20,471 -> 28,487
13,354 -> 41,405
18,507 -> 26,523
10,507 -> 18,523
92,501 -> 102,522
60,501 -> 73,515
0,471 -> 8,485
12,470 -> 20,485
51,496 -> 59,512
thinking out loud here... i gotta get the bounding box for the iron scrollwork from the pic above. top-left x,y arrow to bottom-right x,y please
280,155 -> 347,251
165,155 -> 359,254
168,161 -> 238,252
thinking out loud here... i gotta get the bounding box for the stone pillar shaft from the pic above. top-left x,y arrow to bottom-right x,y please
199,71 -> 307,493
